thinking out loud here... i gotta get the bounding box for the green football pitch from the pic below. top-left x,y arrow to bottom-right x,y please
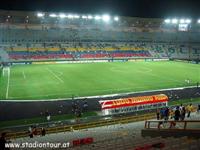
0,61 -> 199,101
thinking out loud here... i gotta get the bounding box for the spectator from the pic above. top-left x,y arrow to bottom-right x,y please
169,108 -> 174,119
47,115 -> 51,121
0,132 -> 8,150
156,109 -> 160,120
41,128 -> 46,136
32,126 -> 37,136
164,107 -> 169,121
83,99 -> 88,112
197,104 -> 200,113
45,110 -> 51,121
158,121 -> 164,129
174,106 -> 180,121
71,101 -> 76,113
28,126 -> 32,133
187,104 -> 193,118
160,108 -> 165,120
180,106 -> 186,121
28,126 -> 33,138
179,104 -> 183,111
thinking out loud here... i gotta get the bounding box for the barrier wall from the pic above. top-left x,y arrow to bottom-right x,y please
9,58 -> 170,65
4,113 -> 155,139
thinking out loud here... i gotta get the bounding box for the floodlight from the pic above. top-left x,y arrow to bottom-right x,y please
82,15 -> 87,19
185,19 -> 191,24
164,19 -> 171,24
74,15 -> 80,19
95,15 -> 101,20
172,18 -> 178,24
37,12 -> 44,17
198,19 -> 200,23
49,14 -> 57,18
59,14 -> 66,18
88,15 -> 93,19
114,16 -> 119,21
67,14 -> 74,19
180,19 -> 185,24
102,15 -> 110,22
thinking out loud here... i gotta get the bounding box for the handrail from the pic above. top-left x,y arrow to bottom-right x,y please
144,120 -> 200,130
3,113 -> 155,139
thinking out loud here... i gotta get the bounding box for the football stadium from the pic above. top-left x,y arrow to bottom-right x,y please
0,1 -> 200,149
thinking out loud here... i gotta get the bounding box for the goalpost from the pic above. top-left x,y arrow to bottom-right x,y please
3,67 -> 10,77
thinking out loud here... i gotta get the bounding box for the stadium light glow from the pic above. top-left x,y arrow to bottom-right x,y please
74,15 -> 80,19
95,15 -> 101,20
164,19 -> 171,24
49,13 -> 57,18
59,14 -> 66,18
102,15 -> 110,22
88,15 -> 93,19
114,16 -> 119,21
67,14 -> 74,19
172,18 -> 178,24
185,19 -> 191,24
180,19 -> 185,24
82,15 -> 87,19
37,13 -> 44,17
198,19 -> 200,23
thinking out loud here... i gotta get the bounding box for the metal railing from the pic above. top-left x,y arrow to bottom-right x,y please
4,113 -> 155,139
145,120 -> 200,130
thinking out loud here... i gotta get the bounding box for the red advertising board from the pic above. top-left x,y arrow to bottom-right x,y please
99,94 -> 168,110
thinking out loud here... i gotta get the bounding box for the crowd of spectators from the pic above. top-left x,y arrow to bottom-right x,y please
71,99 -> 88,121
28,126 -> 46,139
156,103 -> 195,121
156,103 -> 198,129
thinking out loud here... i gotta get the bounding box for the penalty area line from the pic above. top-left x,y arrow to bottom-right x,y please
46,68 -> 64,83
22,71 -> 26,79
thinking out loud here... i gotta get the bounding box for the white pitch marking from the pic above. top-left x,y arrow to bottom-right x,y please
6,67 -> 10,99
3,85 -> 197,102
22,71 -> 26,79
2,68 -> 4,76
46,68 -> 64,83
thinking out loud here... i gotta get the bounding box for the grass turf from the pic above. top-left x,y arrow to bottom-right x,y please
0,61 -> 200,100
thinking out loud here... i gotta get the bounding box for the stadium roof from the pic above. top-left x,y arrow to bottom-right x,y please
0,0 -> 200,18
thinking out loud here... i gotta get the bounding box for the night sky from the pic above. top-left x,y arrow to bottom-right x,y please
0,0 -> 199,18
